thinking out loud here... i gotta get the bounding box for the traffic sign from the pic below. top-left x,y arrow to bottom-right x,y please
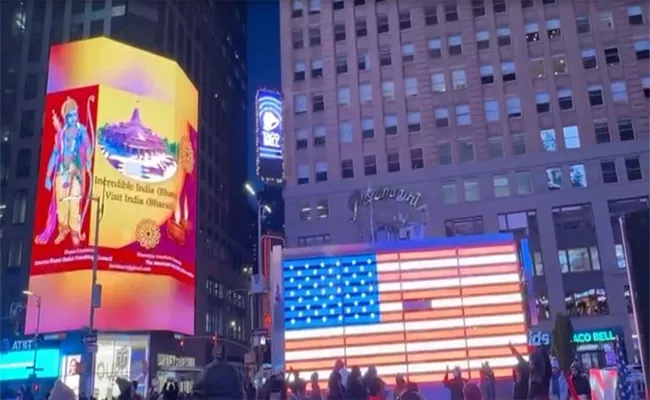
81,334 -> 97,345
253,328 -> 268,337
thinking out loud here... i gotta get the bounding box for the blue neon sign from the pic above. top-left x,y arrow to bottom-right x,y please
0,348 -> 61,381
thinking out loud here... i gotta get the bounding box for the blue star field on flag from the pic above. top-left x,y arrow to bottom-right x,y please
615,335 -> 632,400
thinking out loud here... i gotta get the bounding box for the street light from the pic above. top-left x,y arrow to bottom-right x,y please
22,290 -> 42,379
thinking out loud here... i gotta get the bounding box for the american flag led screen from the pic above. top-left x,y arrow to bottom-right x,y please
281,235 -> 528,383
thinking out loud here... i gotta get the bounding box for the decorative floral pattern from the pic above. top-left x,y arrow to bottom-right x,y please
179,136 -> 194,174
135,218 -> 161,249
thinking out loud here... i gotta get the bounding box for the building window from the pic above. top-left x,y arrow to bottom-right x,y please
444,3 -> 458,22
570,164 -> 587,188
625,157 -> 643,181
24,74 -> 38,100
12,190 -> 27,224
530,59 -> 545,79
339,121 -> 352,143
442,180 -> 458,204
497,27 -> 511,46
611,81 -> 628,102
558,89 -> 573,110
294,94 -> 307,114
315,161 -> 327,182
316,200 -> 329,219
546,167 -> 563,190
308,0 -> 320,14
563,125 -> 581,149
493,175 -> 510,198
299,203 -> 311,221
604,47 -> 620,65
428,38 -> 442,59
311,58 -> 323,78
435,108 -> 449,127
484,100 -> 499,122
292,0 -> 304,18
515,171 -> 533,194
404,77 -> 418,97
493,0 -> 506,13
553,54 -> 568,74
576,16 -> 591,34
451,69 -> 466,89
476,31 -> 489,50
407,111 -> 421,132
362,117 -> 375,139
399,10 -> 411,30
8,239 -> 23,267
512,133 -> 527,155
445,215 -> 484,236
643,76 -> 650,98
525,22 -> 540,43
536,92 -> 550,113
312,93 -> 324,112
19,110 -> 35,138
624,285 -> 633,314
425,6 -> 438,25
308,27 -> 321,46
336,54 -> 348,74
594,121 -> 611,144
582,49 -> 598,69
298,234 -> 331,247
558,248 -> 600,273
313,125 -> 326,147
387,152 -> 400,173
296,128 -> 308,149
480,65 -> 494,84
337,86 -> 350,107
628,5 -> 644,25
634,39 -> 650,60
599,11 -> 615,30
358,52 -> 370,71
402,43 -> 415,63
15,148 -> 32,178
448,35 -> 462,55
297,164 -> 309,185
333,0 -> 344,10
455,104 -> 470,126
506,97 -> 522,119
341,159 -> 353,179
364,155 -> 377,176
334,23 -> 346,41
521,0 -> 534,9
431,72 -> 446,92
502,62 -> 516,81
600,161 -> 618,184
565,289 -> 609,317
463,178 -> 479,201
379,46 -> 391,66
618,118 -> 635,141
377,14 -> 389,33
359,83 -> 372,104
546,19 -> 561,38
382,80 -> 395,101
438,143 -> 452,165
472,0 -> 486,17
410,148 -> 424,170
488,136 -> 504,159
356,19 -> 367,37
384,114 -> 397,135
459,139 -> 475,163
541,129 -> 557,151
294,62 -> 306,81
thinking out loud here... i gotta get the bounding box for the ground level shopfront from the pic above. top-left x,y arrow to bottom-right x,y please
527,327 -> 632,369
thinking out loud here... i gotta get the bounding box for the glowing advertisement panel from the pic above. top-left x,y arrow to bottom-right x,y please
0,349 -> 61,381
256,89 -> 284,184
277,234 -> 528,384
25,37 -> 197,335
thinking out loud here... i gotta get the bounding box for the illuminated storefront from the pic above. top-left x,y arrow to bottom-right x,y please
93,335 -> 150,400
0,348 -> 61,381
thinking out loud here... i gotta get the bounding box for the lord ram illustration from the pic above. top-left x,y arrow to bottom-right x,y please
35,96 -> 95,247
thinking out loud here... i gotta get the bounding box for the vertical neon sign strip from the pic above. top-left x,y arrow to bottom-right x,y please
520,238 -> 538,326
255,88 -> 284,184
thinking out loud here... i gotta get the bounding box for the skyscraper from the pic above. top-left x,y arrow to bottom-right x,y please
280,0 -> 649,363
1,0 -> 251,368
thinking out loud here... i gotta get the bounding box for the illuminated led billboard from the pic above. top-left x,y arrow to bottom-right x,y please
256,89 -> 284,184
274,234 -> 528,383
25,37 -> 197,335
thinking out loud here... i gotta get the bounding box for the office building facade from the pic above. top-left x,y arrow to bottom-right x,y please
0,0 -> 251,373
280,0 -> 649,364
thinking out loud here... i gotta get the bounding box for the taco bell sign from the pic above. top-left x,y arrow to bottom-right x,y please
256,88 -> 284,184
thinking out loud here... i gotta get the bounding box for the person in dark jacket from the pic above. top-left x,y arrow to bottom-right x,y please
362,366 -> 385,400
509,343 -> 529,400
479,363 -> 496,400
310,372 -> 322,400
344,367 -> 365,400
398,382 -> 424,400
327,360 -> 345,400
569,362 -> 591,399
392,374 -> 406,400
528,348 -> 552,400
192,357 -> 245,400
443,365 -> 467,400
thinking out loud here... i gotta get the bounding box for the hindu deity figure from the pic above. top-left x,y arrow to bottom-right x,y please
35,95 -> 95,247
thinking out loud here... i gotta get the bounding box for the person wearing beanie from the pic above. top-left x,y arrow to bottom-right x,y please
569,362 -> 591,399
463,381 -> 483,400
548,358 -> 569,400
